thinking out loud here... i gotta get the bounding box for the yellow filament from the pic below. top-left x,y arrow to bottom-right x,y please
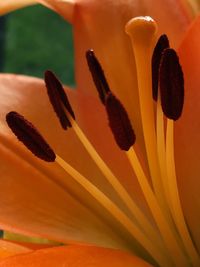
66,113 -> 165,251
126,147 -> 188,267
156,99 -> 187,254
55,154 -> 169,267
125,17 -> 167,212
166,119 -> 200,266
156,97 -> 171,208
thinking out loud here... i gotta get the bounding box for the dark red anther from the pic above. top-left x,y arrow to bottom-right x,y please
105,93 -> 135,151
86,50 -> 110,104
6,111 -> 56,162
152,34 -> 169,101
159,48 -> 184,120
44,70 -> 75,130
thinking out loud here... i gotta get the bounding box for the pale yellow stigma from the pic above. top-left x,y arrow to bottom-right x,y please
125,16 -> 157,45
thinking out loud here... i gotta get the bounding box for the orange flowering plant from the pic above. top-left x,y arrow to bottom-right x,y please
0,0 -> 200,266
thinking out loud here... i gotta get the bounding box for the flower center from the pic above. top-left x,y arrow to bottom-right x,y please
6,16 -> 200,267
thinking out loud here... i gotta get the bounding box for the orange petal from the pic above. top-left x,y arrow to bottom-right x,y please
175,14 -> 200,251
0,245 -> 152,267
0,0 -> 37,15
0,240 -> 31,260
0,0 -> 74,22
0,74 -> 141,252
38,0 -> 75,22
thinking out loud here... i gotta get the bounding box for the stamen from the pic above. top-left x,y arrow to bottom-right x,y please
154,45 -> 185,247
125,16 -> 196,266
159,48 -> 184,120
126,147 -> 189,267
44,70 -> 168,257
6,110 -> 167,265
105,92 -> 135,151
152,34 -> 169,101
86,49 -> 110,104
156,93 -> 170,207
166,119 -> 200,266
44,70 -> 75,129
67,114 -> 168,257
69,115 -> 169,258
156,90 -> 183,245
156,42 -> 200,265
6,111 -> 55,162
55,154 -> 169,267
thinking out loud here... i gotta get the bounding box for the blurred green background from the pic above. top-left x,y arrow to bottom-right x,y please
1,4 -> 75,86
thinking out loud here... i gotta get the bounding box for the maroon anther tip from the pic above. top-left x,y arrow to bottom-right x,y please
105,93 -> 136,151
152,34 -> 169,101
44,70 -> 75,130
86,49 -> 110,104
6,111 -> 56,162
159,48 -> 184,120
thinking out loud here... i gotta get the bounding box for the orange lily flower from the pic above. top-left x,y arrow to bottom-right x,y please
0,0 -> 200,266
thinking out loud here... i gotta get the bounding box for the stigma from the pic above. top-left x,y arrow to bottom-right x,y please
6,16 -> 200,267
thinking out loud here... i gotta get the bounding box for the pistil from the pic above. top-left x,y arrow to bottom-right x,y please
152,34 -> 169,101
125,17 -> 169,217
